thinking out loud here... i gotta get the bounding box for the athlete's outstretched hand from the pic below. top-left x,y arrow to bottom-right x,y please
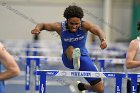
100,41 -> 107,50
31,28 -> 41,35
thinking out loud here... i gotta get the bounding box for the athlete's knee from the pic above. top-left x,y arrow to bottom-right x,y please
92,83 -> 104,93
96,85 -> 104,93
90,79 -> 104,93
65,46 -> 75,60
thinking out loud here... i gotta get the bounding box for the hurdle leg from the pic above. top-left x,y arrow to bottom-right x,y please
35,58 -> 40,91
98,60 -> 105,72
98,60 -> 106,87
115,74 -> 123,93
25,58 -> 31,91
128,74 -> 137,93
30,60 -> 38,93
39,74 -> 46,93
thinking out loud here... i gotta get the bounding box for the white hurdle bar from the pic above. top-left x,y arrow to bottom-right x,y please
8,47 -> 126,57
36,70 -> 140,93
18,56 -> 125,65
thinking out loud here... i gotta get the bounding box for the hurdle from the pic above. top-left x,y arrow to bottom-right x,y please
18,56 -> 61,92
36,70 -> 140,93
22,56 -> 42,91
93,58 -> 125,72
18,56 -> 127,92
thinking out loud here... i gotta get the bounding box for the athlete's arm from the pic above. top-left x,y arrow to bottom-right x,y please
0,43 -> 20,80
82,21 -> 107,49
126,40 -> 140,69
31,22 -> 61,35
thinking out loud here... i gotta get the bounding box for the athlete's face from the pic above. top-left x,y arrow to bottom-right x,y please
67,17 -> 81,32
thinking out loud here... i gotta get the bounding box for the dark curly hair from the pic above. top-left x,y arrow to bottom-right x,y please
63,5 -> 84,19
137,21 -> 140,31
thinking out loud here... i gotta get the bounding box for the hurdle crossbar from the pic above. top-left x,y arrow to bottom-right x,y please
18,56 -> 125,64
36,70 -> 126,78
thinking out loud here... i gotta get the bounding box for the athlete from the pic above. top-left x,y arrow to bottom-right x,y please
0,42 -> 20,93
31,5 -> 107,93
126,21 -> 140,93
